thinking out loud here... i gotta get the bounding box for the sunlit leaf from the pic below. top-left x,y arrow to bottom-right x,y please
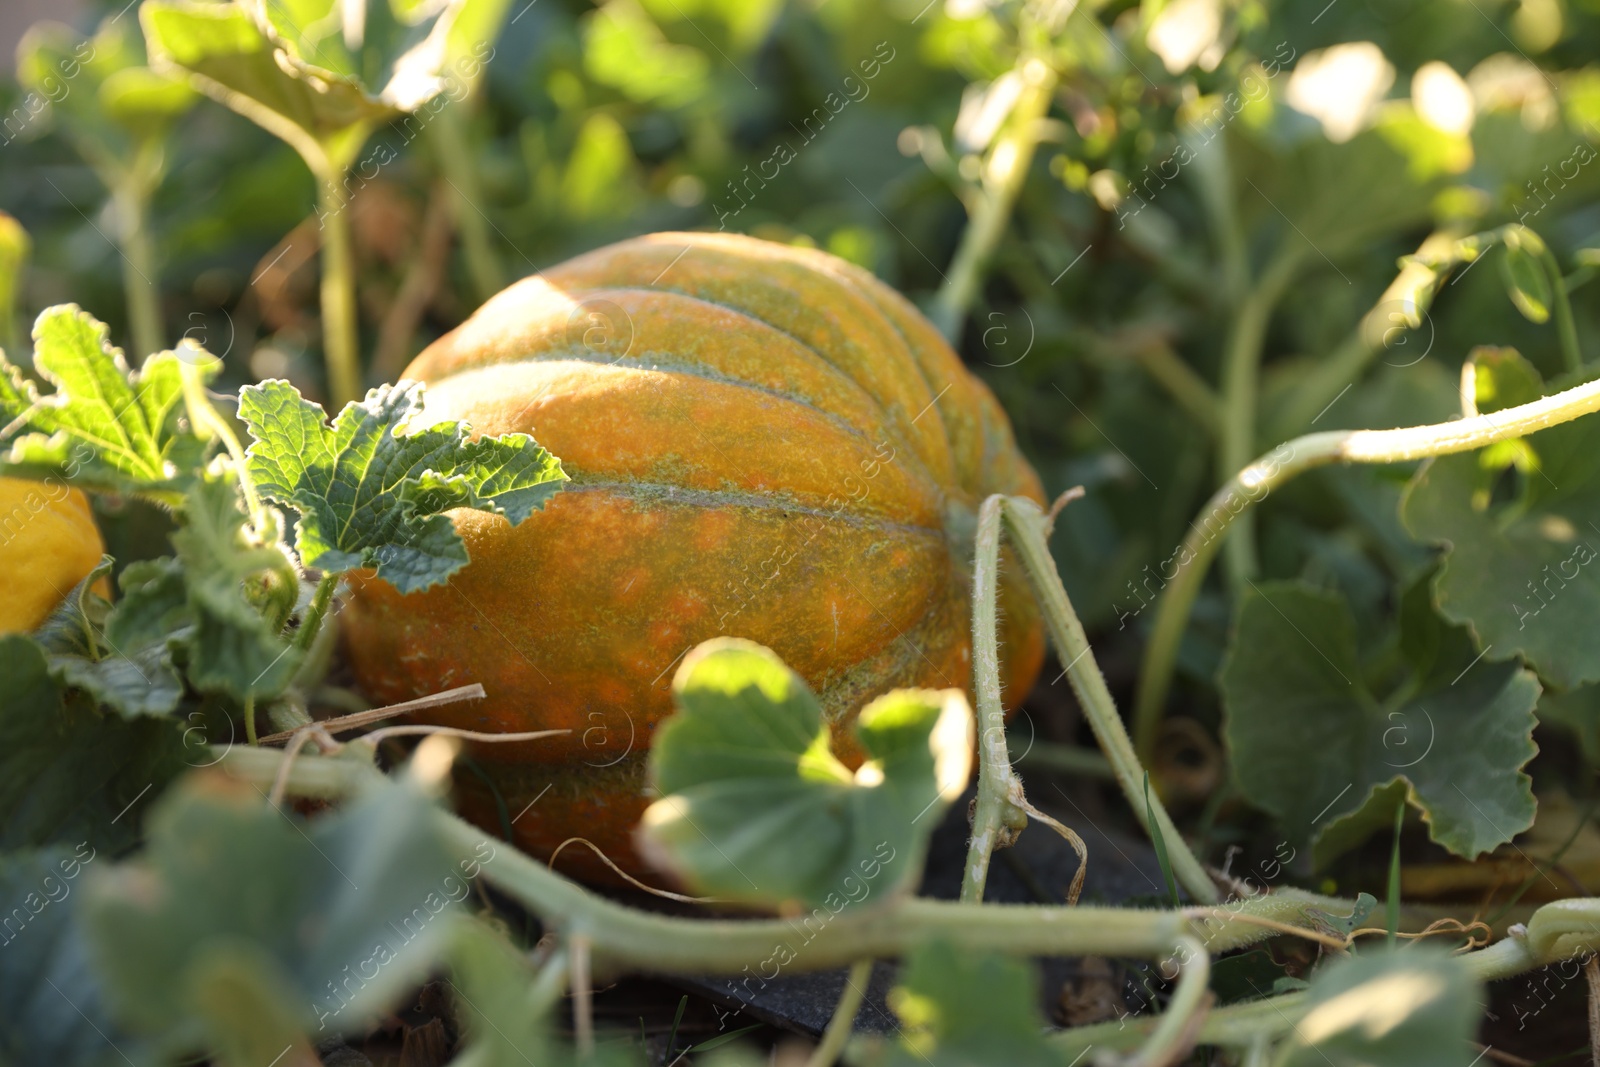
639,638 -> 972,907
238,378 -> 566,593
142,0 -> 496,171
1500,228 -> 1552,324
1278,948 -> 1481,1067
0,305 -> 210,499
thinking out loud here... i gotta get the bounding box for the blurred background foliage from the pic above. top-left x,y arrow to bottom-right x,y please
3,0 -> 1600,784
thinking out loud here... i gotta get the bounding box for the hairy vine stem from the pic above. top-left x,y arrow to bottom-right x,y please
1053,903 -> 1600,1057
176,355 -> 271,541
1134,369 -> 1600,761
962,495 -> 1028,902
218,745 -> 1357,973
316,173 -> 363,408
293,572 -> 341,652
931,52 -> 1058,340
997,494 -> 1220,904
216,736 -> 1600,1058
1216,244 -> 1307,587
806,958 -> 873,1067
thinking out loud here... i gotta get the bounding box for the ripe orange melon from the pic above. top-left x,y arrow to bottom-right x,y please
0,477 -> 107,634
343,232 -> 1046,881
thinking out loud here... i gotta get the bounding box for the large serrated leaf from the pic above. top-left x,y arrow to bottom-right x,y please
83,772 -> 468,1055
1221,582 -> 1539,862
238,378 -> 565,593
1401,353 -> 1600,689
0,305 -> 210,497
638,638 -> 971,908
0,635 -> 187,853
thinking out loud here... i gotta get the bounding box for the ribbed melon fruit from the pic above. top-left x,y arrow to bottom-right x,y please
0,478 -> 107,634
342,231 -> 1046,881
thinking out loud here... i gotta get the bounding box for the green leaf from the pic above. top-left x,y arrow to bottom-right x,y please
1462,345 -> 1543,414
1221,582 -> 1539,862
141,0 -> 491,171
47,639 -> 184,720
238,378 -> 566,594
0,848 -> 146,1067
1401,356 -> 1600,690
17,17 -> 195,163
170,473 -> 302,699
0,305 -> 210,497
584,1 -> 711,109
851,941 -> 1057,1067
1501,228 -> 1553,324
1536,683 -> 1600,765
29,558 -> 186,719
639,638 -> 971,907
1277,948 -> 1481,1067
83,772 -> 470,1054
447,920 -> 649,1067
0,634 -> 187,853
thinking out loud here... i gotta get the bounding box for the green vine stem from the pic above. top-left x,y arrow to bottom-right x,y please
176,354 -> 272,542
1542,242 -> 1583,373
1054,901 -> 1600,1057
316,174 -> 363,408
243,693 -> 259,747
806,958 -> 872,1067
1126,934 -> 1209,1067
1269,230 -> 1459,440
930,55 -> 1058,340
293,572 -> 341,652
999,495 -> 1219,904
1189,130 -> 1248,304
217,745 -> 1363,972
429,108 -> 505,305
113,183 -> 163,362
1133,370 -> 1600,761
962,495 -> 1028,902
1012,739 -> 1115,780
1216,244 -> 1308,587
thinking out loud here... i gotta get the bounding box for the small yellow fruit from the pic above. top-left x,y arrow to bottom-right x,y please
0,477 -> 107,634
